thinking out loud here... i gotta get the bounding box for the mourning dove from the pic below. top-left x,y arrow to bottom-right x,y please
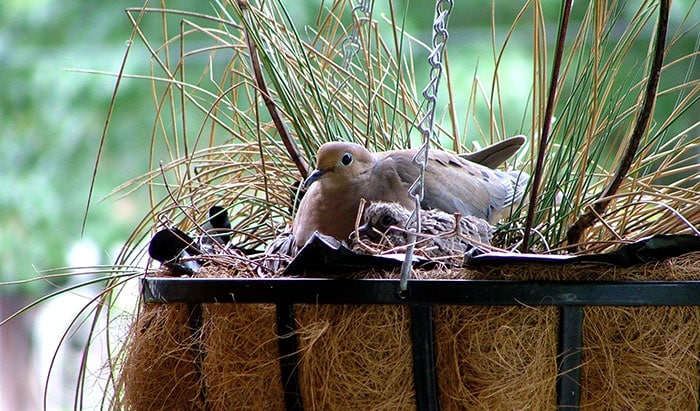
292,137 -> 528,247
459,135 -> 526,169
351,201 -> 493,258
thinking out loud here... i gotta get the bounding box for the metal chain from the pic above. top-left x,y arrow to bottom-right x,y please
339,0 -> 373,74
399,0 -> 453,293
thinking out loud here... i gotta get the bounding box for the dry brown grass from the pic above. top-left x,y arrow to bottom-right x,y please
118,300 -> 204,410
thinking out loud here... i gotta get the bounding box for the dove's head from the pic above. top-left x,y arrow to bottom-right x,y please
304,142 -> 376,189
358,202 -> 410,242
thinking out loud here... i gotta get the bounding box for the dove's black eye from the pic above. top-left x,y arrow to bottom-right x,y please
380,215 -> 396,229
340,152 -> 353,166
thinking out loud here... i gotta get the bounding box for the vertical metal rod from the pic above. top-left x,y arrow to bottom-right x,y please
557,306 -> 583,409
276,304 -> 304,411
410,305 -> 440,411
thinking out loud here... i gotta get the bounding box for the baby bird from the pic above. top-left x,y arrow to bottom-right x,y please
262,228 -> 297,273
352,202 -> 493,259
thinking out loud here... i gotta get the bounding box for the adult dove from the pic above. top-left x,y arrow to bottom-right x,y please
292,137 -> 528,247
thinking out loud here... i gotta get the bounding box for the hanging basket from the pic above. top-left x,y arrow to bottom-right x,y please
117,250 -> 700,410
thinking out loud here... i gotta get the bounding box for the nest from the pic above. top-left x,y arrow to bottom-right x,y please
117,253 -> 700,410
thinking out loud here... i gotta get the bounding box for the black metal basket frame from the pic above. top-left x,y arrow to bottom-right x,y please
143,277 -> 700,410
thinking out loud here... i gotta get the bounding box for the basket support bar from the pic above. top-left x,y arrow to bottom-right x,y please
276,304 -> 304,411
557,306 -> 583,410
411,305 -> 440,410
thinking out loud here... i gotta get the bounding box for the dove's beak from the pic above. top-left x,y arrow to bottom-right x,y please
303,169 -> 326,188
356,223 -> 370,237
348,223 -> 370,243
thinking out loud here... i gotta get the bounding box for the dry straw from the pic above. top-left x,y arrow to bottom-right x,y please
201,303 -> 284,410
118,299 -> 204,410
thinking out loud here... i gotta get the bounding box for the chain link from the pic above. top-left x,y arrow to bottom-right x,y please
339,0 -> 373,74
399,0 -> 453,293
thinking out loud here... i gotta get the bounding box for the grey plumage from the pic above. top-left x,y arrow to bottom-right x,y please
352,201 -> 493,259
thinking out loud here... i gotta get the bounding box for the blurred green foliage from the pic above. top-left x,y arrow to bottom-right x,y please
0,1 -> 154,293
0,0 -> 697,295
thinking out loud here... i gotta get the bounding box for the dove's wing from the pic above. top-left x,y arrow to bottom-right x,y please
460,135 -> 525,169
383,149 -> 522,222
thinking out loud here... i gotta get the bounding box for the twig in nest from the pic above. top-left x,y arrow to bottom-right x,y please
452,213 -> 462,237
353,212 -> 383,255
